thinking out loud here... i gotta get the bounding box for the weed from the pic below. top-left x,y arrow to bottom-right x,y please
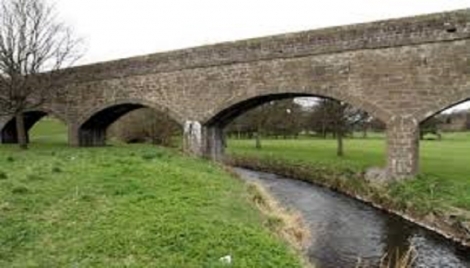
12,185 -> 29,194
141,152 -> 163,160
80,194 -> 94,202
27,174 -> 45,181
51,166 -> 62,173
245,182 -> 311,251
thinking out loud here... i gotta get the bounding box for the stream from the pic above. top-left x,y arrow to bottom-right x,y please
234,168 -> 470,268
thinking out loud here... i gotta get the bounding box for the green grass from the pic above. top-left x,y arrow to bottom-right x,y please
228,133 -> 470,212
29,117 -> 68,145
228,138 -> 385,170
0,120 -> 302,267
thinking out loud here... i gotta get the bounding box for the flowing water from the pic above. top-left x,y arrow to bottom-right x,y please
234,168 -> 470,268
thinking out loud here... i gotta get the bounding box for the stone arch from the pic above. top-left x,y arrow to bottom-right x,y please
0,107 -> 69,144
202,91 -> 391,128
75,99 -> 184,146
415,93 -> 470,124
198,90 -> 390,162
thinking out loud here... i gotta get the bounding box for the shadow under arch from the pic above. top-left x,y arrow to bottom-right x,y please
76,99 -> 184,147
0,108 -> 68,144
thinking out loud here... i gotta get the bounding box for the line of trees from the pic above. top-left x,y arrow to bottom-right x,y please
226,99 -> 470,156
226,98 -> 386,156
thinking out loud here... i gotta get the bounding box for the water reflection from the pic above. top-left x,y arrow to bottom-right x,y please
381,215 -> 414,266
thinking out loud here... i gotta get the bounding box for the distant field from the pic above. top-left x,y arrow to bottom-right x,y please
29,117 -> 68,145
227,132 -> 470,181
1,119 -> 302,267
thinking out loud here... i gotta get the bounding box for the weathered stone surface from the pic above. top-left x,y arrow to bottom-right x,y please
1,9 -> 470,179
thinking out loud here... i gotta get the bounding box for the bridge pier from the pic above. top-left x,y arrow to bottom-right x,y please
76,128 -> 107,147
183,121 -> 203,156
203,126 -> 225,161
183,121 -> 224,161
386,117 -> 419,179
69,125 -> 79,147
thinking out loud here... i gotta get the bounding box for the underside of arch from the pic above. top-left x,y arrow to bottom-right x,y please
78,103 -> 145,146
198,92 -> 388,162
1,111 -> 49,144
206,93 -> 313,128
204,92 -> 387,128
417,97 -> 470,124
77,101 -> 184,147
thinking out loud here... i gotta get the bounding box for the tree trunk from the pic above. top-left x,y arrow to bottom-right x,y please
222,132 -> 227,148
255,132 -> 262,149
15,113 -> 28,150
336,129 -> 344,157
255,122 -> 262,149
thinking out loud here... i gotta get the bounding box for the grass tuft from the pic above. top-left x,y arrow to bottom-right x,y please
356,246 -> 416,268
51,166 -> 62,173
27,174 -> 46,181
245,182 -> 311,252
11,185 -> 30,194
141,151 -> 163,160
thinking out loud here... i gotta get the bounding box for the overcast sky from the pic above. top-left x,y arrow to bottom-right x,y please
54,0 -> 470,111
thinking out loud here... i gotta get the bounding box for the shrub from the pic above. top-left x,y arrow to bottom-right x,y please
141,152 -> 164,160
107,108 -> 182,147
12,185 -> 29,194
27,174 -> 45,181
52,166 -> 62,173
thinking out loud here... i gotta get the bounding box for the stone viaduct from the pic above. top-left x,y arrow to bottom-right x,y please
1,9 -> 470,179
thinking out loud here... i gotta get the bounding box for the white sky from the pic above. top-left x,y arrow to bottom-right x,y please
54,0 -> 470,112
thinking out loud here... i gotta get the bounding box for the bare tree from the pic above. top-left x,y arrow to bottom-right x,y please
107,108 -> 182,147
0,0 -> 81,149
309,99 -> 369,157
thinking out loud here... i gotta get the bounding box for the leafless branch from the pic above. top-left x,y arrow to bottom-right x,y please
0,0 -> 82,115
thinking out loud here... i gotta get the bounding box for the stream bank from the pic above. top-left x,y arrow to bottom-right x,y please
226,156 -> 470,253
234,167 -> 470,267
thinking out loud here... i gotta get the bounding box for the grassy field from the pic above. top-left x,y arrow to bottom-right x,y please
0,120 -> 303,267
29,117 -> 69,145
227,133 -> 470,211
27,119 -> 470,212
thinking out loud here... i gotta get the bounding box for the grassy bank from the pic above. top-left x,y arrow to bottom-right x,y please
227,135 -> 470,247
0,125 -> 304,267
228,134 -> 470,212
